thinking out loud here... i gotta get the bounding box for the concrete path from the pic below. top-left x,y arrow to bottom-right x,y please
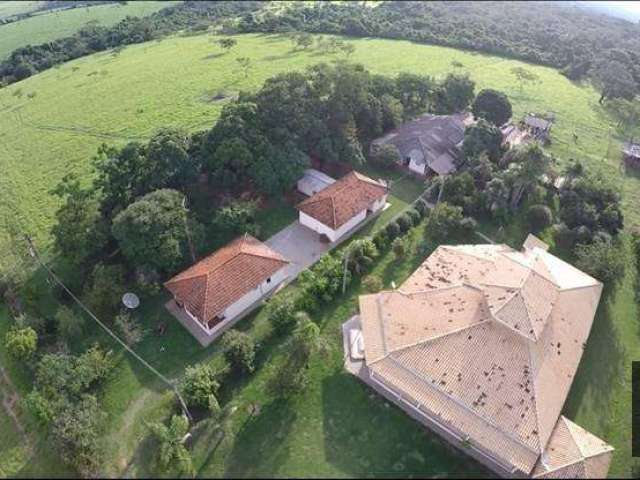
265,221 -> 332,278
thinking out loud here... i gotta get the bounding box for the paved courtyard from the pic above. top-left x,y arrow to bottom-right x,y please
265,220 -> 332,278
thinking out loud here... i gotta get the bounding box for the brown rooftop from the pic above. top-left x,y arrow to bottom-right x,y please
297,171 -> 388,229
164,234 -> 288,326
358,237 -> 611,476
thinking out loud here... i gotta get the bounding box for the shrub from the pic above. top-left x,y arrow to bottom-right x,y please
362,275 -> 384,293
370,144 -> 400,169
372,229 -> 389,250
114,312 -> 145,346
552,222 -> 575,249
406,208 -> 421,226
83,263 -> 126,320
527,204 -> 553,233
424,202 -> 465,243
55,305 -> 84,340
414,199 -> 428,217
265,296 -> 297,334
220,329 -> 256,374
181,363 -> 219,409
575,238 -> 626,284
460,216 -> 478,234
385,220 -> 401,240
345,238 -> 378,275
392,237 -> 406,259
298,254 -> 348,305
5,326 -> 37,360
396,213 -> 412,233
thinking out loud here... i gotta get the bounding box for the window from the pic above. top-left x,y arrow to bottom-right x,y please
266,277 -> 271,284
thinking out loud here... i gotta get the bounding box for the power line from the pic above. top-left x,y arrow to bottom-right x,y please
23,235 -> 193,422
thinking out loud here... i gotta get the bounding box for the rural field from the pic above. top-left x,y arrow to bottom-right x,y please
1,32 -> 639,273
0,1 -> 42,19
0,1 -> 180,60
0,30 -> 638,478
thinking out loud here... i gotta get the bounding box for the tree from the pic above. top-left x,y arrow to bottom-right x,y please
209,200 -> 259,245
501,143 -> 554,209
220,329 -> 256,374
146,128 -> 199,190
510,67 -> 540,91
265,296 -> 297,334
112,189 -> 196,273
267,313 -> 329,397
55,305 -> 84,340
345,238 -> 378,275
250,142 -> 309,196
395,72 -> 433,117
391,237 -> 406,259
462,119 -> 504,162
471,89 -> 512,126
235,56 -> 252,78
5,326 -> 37,360
51,174 -> 108,266
433,73 -> 475,114
370,144 -> 400,169
52,394 -> 105,476
527,204 -> 553,233
83,263 -> 126,320
592,59 -> 636,104
424,202 -> 465,243
147,414 -> 194,476
181,363 -> 219,409
216,37 -> 237,52
208,137 -> 254,188
575,238 -> 625,284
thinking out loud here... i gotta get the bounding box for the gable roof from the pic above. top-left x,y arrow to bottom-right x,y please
372,112 -> 469,175
358,237 -> 608,475
297,171 -> 388,230
164,234 -> 288,325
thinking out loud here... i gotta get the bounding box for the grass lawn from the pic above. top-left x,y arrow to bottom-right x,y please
0,1 -> 179,60
2,32 -> 640,273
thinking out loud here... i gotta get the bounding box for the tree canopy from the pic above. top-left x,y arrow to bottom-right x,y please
471,89 -> 512,126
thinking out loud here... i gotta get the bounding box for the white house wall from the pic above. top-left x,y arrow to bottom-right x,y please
408,157 -> 427,175
299,209 -> 368,242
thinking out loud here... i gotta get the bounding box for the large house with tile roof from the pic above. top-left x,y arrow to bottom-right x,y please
164,234 -> 289,345
343,234 -> 612,478
297,171 -> 389,242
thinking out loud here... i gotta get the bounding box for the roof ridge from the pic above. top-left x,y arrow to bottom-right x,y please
562,417 -> 614,459
382,320 -> 490,358
525,334 -> 544,454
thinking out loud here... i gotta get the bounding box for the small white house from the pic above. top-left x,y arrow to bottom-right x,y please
297,168 -> 336,197
164,234 -> 289,344
297,171 -> 389,242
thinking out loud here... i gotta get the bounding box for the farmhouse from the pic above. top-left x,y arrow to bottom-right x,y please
164,234 -> 289,346
623,142 -> 640,169
297,168 -> 336,196
343,235 -> 612,478
371,112 -> 472,176
297,171 -> 388,242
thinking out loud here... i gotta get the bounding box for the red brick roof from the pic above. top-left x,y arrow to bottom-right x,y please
297,171 -> 388,229
164,234 -> 288,325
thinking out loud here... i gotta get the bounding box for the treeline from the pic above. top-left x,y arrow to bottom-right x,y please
0,1 -> 120,24
236,1 -> 640,101
0,1 -> 263,85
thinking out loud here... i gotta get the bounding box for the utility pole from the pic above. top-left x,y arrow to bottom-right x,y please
24,236 -> 193,422
436,174 -> 447,205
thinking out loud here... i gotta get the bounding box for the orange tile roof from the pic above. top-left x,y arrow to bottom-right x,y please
164,234 -> 288,326
297,171 -> 388,229
358,236 -> 611,476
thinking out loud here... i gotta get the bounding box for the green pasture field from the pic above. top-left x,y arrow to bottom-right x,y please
0,1 -> 180,60
0,1 -> 42,20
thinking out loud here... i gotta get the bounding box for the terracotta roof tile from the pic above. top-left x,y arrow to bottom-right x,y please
164,234 -> 288,326
297,171 -> 388,229
358,236 -> 610,476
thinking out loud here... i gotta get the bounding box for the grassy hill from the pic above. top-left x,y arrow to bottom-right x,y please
1,32 -> 638,273
0,1 -> 180,60
0,1 -> 43,19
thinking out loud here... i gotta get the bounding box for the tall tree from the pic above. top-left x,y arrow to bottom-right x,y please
592,59 -> 636,104
462,119 -> 504,162
112,189 -> 197,273
147,415 -> 194,476
433,73 -> 475,114
471,89 -> 512,126
146,128 -> 199,190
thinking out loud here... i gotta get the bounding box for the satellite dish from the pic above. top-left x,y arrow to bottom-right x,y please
122,292 -> 140,309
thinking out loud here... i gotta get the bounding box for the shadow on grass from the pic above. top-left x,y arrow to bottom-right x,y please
563,284 -> 626,430
202,52 -> 225,61
320,371 -> 489,478
223,398 -> 297,477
